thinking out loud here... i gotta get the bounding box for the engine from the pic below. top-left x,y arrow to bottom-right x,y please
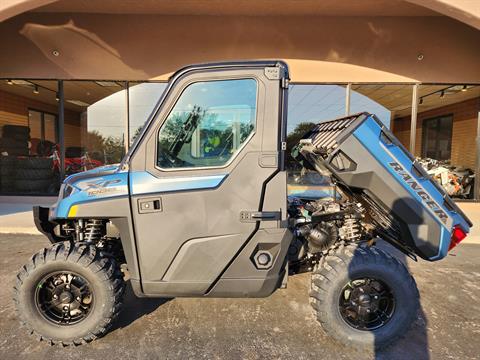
287,196 -> 372,273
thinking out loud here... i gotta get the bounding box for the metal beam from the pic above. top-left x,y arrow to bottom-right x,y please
409,84 -> 419,154
475,109 -> 480,200
57,80 -> 65,181
124,81 -> 130,154
389,111 -> 395,131
345,83 -> 351,116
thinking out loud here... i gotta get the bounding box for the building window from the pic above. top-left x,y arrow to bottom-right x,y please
28,109 -> 57,154
128,82 -> 167,145
63,80 -> 127,175
422,115 -> 453,160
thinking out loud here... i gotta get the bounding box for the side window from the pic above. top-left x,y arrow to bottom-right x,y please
422,115 -> 453,160
157,79 -> 257,169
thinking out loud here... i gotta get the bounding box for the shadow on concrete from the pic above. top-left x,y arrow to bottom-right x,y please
111,280 -> 171,331
373,197 -> 430,359
374,241 -> 429,360
337,196 -> 431,359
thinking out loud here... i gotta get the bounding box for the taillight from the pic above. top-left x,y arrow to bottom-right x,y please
449,226 -> 467,251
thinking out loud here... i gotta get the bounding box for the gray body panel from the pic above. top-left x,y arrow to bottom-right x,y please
128,62 -> 291,297
336,136 -> 442,257
60,196 -> 143,283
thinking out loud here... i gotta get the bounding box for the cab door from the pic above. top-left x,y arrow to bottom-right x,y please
128,62 -> 290,297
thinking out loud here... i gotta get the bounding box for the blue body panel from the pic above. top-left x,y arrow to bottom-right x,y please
53,170 -> 129,219
52,165 -> 227,219
352,115 -> 470,260
129,172 -> 227,196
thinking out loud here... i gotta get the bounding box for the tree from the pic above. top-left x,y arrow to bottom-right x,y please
84,130 -> 124,164
285,122 -> 316,170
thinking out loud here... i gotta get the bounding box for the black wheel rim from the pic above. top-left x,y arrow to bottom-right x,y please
34,271 -> 94,326
338,277 -> 395,331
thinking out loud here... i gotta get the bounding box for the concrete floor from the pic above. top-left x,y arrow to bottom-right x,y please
0,235 -> 479,359
0,196 -> 56,234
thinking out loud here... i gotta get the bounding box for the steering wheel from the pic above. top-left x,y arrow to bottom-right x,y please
158,150 -> 177,167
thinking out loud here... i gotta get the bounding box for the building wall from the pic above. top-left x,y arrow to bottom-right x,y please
0,89 -> 81,147
0,13 -> 479,83
2,0 -> 480,30
393,97 -> 479,169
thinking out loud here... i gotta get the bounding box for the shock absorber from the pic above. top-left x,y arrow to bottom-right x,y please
340,217 -> 362,241
84,219 -> 105,242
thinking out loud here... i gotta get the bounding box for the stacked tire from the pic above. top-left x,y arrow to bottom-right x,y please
0,156 -> 17,193
15,157 -> 54,193
0,125 -> 30,156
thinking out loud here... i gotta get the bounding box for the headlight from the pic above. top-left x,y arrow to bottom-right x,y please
63,184 -> 76,198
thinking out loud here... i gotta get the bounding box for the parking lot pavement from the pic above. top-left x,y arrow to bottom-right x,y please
1,234 -> 479,360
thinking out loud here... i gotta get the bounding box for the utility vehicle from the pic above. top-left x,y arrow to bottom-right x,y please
14,61 -> 472,349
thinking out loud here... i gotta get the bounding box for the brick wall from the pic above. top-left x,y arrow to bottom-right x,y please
393,97 -> 480,169
0,89 -> 81,147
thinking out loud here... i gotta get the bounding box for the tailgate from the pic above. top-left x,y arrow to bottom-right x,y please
296,112 -> 472,261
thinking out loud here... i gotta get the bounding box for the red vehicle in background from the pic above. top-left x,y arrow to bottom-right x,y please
35,142 -> 103,193
41,142 -> 103,176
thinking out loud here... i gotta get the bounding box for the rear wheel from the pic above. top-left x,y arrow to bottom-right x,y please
13,242 -> 125,345
310,243 -> 419,350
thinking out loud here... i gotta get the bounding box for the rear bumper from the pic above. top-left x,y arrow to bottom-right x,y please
33,206 -> 59,243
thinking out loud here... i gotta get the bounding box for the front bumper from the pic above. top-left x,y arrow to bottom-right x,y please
33,206 -> 60,243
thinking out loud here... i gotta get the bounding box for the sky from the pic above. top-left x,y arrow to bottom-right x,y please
287,84 -> 390,134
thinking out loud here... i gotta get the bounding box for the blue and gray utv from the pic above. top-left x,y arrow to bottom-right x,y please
14,61 -> 472,349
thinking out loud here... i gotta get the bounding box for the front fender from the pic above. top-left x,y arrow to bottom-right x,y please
51,172 -> 129,220
33,206 -> 62,243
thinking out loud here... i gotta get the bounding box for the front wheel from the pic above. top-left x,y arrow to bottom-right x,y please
13,242 -> 125,345
310,244 -> 419,350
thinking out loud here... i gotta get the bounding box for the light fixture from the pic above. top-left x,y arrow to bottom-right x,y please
95,81 -> 120,87
419,97 -> 423,105
33,85 -> 39,94
440,90 -> 445,98
7,79 -> 30,86
66,99 -> 90,107
461,85 -> 468,92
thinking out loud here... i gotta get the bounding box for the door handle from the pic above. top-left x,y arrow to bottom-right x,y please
240,211 -> 281,222
138,197 -> 162,214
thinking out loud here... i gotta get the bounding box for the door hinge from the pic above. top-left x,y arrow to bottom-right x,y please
264,66 -> 281,80
264,66 -> 288,88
